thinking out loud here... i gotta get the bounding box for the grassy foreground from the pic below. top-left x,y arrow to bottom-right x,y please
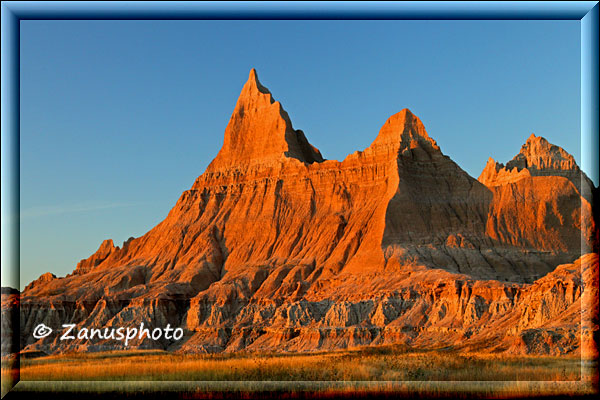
14,345 -> 583,382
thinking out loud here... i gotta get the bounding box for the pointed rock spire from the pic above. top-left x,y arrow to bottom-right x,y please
365,108 -> 440,161
206,69 -> 323,172
478,157 -> 502,184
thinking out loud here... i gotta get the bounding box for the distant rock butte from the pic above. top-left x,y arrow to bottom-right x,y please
478,133 -> 594,195
14,70 -> 598,356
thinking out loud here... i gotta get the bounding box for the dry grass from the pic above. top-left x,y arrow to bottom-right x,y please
18,345 -> 583,382
1,354 -> 19,397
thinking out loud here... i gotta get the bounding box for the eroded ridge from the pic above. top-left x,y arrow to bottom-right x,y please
12,69 -> 597,357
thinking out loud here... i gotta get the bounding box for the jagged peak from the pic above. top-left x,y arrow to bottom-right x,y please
484,157 -> 501,168
368,108 -> 440,154
524,133 -> 551,148
247,68 -> 270,95
479,134 -> 592,194
205,69 -> 323,172
480,157 -> 502,175
74,238 -> 118,275
477,156 -> 526,186
237,68 -> 275,108
98,239 -> 116,252
507,133 -> 577,172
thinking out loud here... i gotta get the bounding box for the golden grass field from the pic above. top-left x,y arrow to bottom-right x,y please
11,345 -> 585,381
3,345 -> 596,398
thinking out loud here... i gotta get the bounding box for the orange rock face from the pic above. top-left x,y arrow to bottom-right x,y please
208,69 -> 323,171
16,70 -> 598,356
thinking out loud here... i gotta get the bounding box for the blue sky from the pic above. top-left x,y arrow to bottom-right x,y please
17,20 -> 583,289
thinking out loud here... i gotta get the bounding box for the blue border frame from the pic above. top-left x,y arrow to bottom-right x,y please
1,1 -> 598,20
2,1 -> 599,397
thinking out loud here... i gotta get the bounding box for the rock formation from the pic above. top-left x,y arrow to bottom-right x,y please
1,288 -> 19,356
479,133 -> 594,195
12,69 -> 598,356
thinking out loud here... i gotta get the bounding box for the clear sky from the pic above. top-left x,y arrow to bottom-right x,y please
16,20 -> 584,289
